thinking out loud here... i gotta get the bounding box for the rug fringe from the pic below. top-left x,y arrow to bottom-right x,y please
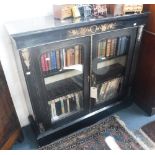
114,114 -> 150,150
139,129 -> 155,149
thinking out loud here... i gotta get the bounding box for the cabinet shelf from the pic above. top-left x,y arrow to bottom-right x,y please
51,110 -> 82,123
95,63 -> 125,84
46,74 -> 83,100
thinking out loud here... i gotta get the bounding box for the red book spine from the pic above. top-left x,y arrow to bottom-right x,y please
45,53 -> 49,71
41,54 -> 46,72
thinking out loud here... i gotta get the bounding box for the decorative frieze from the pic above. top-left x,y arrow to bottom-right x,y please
68,23 -> 116,37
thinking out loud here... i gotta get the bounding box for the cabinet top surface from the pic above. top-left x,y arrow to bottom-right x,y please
5,12 -> 149,37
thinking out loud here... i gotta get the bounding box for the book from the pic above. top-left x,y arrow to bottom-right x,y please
70,48 -> 75,65
75,93 -> 80,110
47,52 -> 52,71
50,50 -> 57,70
41,53 -> 46,72
98,42 -> 101,57
106,39 -> 112,57
50,100 -> 57,117
120,37 -> 127,55
55,100 -> 62,116
111,38 -> 117,56
63,98 -> 68,113
60,97 -> 65,114
66,48 -> 71,66
69,95 -> 77,111
56,49 -> 61,70
102,40 -> 107,57
117,37 -> 122,55
75,45 -> 80,64
67,96 -> 70,112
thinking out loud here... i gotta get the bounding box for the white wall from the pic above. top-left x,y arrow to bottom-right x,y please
0,0 -> 54,127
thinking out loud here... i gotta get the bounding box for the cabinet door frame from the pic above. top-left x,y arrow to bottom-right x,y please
91,27 -> 137,109
23,36 -> 91,130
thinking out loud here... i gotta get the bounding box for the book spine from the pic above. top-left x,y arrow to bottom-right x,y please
51,100 -> 57,118
75,93 -> 80,110
41,53 -> 46,72
79,46 -> 82,64
102,40 -> 107,57
67,96 -> 70,112
106,39 -> 112,57
55,99 -> 62,116
117,37 -> 122,56
60,97 -> 65,114
60,49 -> 64,69
70,48 -> 75,65
51,50 -> 57,70
66,48 -> 71,66
48,52 -> 51,71
62,48 -> 66,67
75,45 -> 79,64
45,53 -> 49,72
56,49 -> 61,70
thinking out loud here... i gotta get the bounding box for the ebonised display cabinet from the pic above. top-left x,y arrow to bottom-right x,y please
6,12 -> 148,146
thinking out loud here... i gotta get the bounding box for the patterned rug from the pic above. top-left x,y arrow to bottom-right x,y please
40,115 -> 148,150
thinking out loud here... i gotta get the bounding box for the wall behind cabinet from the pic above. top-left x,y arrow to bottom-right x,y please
0,0 -> 54,127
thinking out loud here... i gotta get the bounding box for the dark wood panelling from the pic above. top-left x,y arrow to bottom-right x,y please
134,5 -> 155,115
0,62 -> 22,149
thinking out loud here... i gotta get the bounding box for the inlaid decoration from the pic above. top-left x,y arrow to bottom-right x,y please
68,23 -> 116,37
21,49 -> 30,70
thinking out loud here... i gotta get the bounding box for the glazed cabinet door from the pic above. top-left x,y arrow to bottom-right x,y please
19,36 -> 90,131
90,27 -> 137,110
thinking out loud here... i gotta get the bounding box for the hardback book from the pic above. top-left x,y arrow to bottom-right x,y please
55,100 -> 62,116
60,97 -> 65,114
66,48 -> 71,66
50,100 -> 57,118
120,36 -> 128,55
75,93 -> 80,110
41,53 -> 46,72
117,37 -> 122,55
102,40 -> 107,57
51,50 -> 57,70
63,98 -> 68,113
47,52 -> 51,71
67,96 -> 71,112
70,48 -> 75,65
56,49 -> 61,70
111,38 -> 117,56
106,39 -> 112,57
75,45 -> 80,64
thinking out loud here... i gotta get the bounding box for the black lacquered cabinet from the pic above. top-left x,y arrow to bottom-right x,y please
6,12 -> 148,146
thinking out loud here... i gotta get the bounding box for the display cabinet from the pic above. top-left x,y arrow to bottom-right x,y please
6,12 -> 148,146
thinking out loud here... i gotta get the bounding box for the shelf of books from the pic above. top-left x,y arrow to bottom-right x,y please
40,44 -> 84,123
91,35 -> 129,106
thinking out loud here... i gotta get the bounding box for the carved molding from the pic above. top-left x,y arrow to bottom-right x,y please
68,23 -> 116,37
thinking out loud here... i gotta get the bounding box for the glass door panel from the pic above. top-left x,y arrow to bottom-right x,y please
40,45 -> 84,122
91,28 -> 137,108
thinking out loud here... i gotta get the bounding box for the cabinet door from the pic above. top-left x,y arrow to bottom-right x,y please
91,27 -> 137,110
20,36 -> 90,131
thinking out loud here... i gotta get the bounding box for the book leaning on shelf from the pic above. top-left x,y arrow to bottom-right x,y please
48,91 -> 83,121
40,45 -> 82,74
97,76 -> 123,103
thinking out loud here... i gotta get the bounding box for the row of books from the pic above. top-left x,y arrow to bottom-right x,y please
97,36 -> 128,58
41,45 -> 82,73
48,91 -> 83,120
97,76 -> 123,103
